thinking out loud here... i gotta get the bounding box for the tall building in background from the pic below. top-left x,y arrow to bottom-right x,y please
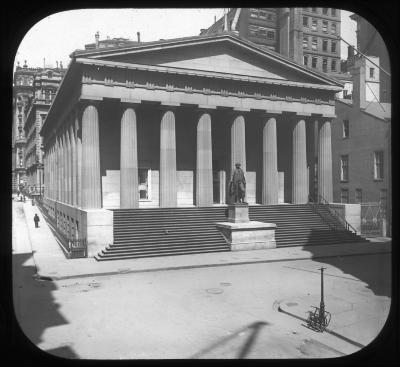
349,13 -> 390,103
23,67 -> 65,197
200,7 -> 341,75
12,61 -> 66,194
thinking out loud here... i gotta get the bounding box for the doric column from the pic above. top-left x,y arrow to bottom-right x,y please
292,117 -> 308,204
56,135 -> 61,201
196,112 -> 213,206
70,123 -> 76,206
66,124 -> 71,204
120,107 -> 139,208
62,129 -> 67,203
159,109 -> 177,207
81,104 -> 101,209
262,115 -> 278,204
75,112 -> 82,208
318,119 -> 333,202
230,114 -> 246,172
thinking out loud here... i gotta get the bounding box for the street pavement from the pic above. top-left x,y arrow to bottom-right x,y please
12,200 -> 392,359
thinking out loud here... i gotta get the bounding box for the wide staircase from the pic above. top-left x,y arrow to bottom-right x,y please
95,204 -> 368,261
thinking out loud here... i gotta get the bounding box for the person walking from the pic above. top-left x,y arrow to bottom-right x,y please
33,213 -> 40,228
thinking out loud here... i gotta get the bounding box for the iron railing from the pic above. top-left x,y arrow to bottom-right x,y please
308,195 -> 358,234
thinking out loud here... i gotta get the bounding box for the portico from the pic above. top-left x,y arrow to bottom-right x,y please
40,33 -> 342,255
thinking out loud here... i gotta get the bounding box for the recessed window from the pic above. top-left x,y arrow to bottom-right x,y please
303,55 -> 308,66
322,58 -> 328,72
311,19 -> 317,31
303,36 -> 308,48
343,120 -> 349,138
331,23 -> 337,34
374,151 -> 384,180
303,16 -> 308,27
341,155 -> 349,182
331,59 -> 337,71
322,20 -> 328,32
322,8 -> 328,15
355,189 -> 362,203
370,67 -> 375,78
267,30 -> 275,40
340,189 -> 349,204
139,168 -> 151,200
331,41 -> 337,53
331,8 -> 337,16
311,57 -> 317,68
322,39 -> 328,51
312,37 -> 317,50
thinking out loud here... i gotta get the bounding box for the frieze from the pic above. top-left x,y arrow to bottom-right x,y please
81,77 -> 334,106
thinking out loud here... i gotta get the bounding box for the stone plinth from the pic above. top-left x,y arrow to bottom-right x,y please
217,221 -> 277,251
227,203 -> 250,223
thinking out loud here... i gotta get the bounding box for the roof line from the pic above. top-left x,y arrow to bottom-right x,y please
72,33 -> 343,87
75,57 -> 342,91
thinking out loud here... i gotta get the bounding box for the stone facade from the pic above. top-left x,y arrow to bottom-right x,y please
40,33 -> 342,254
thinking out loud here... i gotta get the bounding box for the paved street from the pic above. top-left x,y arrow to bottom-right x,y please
12,201 -> 391,359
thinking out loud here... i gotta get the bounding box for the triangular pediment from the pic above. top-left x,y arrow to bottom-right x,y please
74,34 -> 343,87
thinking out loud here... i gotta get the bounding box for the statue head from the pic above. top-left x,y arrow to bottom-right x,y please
235,162 -> 241,168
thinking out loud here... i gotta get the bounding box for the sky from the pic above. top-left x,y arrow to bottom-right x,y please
15,8 -> 357,69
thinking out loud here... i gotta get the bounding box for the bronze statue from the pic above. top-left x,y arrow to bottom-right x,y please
229,163 -> 246,203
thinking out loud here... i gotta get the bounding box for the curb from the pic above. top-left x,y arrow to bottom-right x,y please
37,248 -> 391,281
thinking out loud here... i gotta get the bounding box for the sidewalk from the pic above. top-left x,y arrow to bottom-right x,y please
19,200 -> 391,281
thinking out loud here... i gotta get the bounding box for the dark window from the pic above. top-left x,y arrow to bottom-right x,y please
303,16 -> 308,27
322,58 -> 328,72
331,22 -> 337,34
322,8 -> 328,15
343,120 -> 350,138
267,31 -> 275,39
311,57 -> 317,68
374,151 -> 384,180
312,8 -> 317,13
331,41 -> 336,53
322,39 -> 328,51
341,155 -> 349,181
303,55 -> 308,66
331,59 -> 337,71
380,189 -> 387,208
370,68 -> 375,78
340,189 -> 349,204
331,8 -> 337,16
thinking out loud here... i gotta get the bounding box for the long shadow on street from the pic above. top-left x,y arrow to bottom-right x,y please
304,231 -> 391,298
12,252 -> 73,357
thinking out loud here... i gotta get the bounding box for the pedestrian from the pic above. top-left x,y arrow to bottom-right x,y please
34,213 -> 40,228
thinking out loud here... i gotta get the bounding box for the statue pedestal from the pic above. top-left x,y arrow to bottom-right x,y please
227,203 -> 250,223
217,204 -> 277,251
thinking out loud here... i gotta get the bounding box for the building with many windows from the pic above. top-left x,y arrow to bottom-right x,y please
24,67 -> 65,197
12,61 -> 66,194
200,8 -> 341,75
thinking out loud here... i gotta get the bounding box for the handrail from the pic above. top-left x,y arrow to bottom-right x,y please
314,195 -> 357,234
308,195 -> 345,232
308,195 -> 358,234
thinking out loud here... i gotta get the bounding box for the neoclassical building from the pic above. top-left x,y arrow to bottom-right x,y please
40,33 -> 342,255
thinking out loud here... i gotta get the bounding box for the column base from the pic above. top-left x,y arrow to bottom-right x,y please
84,209 -> 114,257
216,221 -> 277,251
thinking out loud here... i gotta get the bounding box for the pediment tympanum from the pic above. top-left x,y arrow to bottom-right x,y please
78,35 -> 341,87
